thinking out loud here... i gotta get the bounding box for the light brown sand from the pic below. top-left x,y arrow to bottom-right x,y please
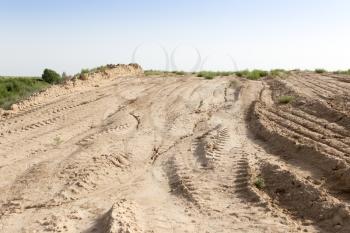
2,69 -> 349,232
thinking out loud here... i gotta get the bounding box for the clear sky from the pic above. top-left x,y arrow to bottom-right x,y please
1,0 -> 350,75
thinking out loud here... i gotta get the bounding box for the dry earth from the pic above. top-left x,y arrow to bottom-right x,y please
0,67 -> 349,233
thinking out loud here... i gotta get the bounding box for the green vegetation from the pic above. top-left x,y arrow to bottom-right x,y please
144,70 -> 188,76
197,71 -> 217,79
42,69 -> 61,84
74,65 -> 114,80
79,68 -> 90,80
278,95 -> 294,104
333,69 -> 350,75
81,68 -> 90,74
234,70 -> 269,80
246,70 -> 268,80
171,71 -> 186,75
53,136 -> 63,146
0,77 -> 49,109
84,65 -> 109,74
254,177 -> 265,190
146,69 -> 272,80
197,71 -> 235,79
315,68 -> 327,74
269,69 -> 287,78
144,70 -> 167,76
235,70 -> 249,78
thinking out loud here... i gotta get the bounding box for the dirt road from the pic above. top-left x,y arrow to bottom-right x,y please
0,71 -> 349,232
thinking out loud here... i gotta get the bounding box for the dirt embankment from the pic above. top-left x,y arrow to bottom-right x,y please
0,63 -> 143,118
248,71 -> 350,232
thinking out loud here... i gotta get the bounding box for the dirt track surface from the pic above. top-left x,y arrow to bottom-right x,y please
0,72 -> 349,232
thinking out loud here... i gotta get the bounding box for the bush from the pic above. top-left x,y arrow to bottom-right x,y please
81,69 -> 90,74
235,70 -> 249,77
197,71 -> 217,79
42,69 -> 61,84
234,70 -> 268,80
278,95 -> 294,104
333,69 -> 350,75
79,69 -> 90,80
197,71 -> 235,79
246,70 -> 268,80
96,66 -> 108,73
254,177 -> 265,190
269,69 -> 287,78
315,69 -> 326,74
172,71 -> 186,75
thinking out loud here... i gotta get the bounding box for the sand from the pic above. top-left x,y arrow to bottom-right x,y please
0,68 -> 349,232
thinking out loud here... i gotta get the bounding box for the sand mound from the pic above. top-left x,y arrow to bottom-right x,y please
1,63 -> 143,117
102,200 -> 142,233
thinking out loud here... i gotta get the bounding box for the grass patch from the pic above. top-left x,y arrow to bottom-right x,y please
197,71 -> 217,79
75,65 -> 113,80
278,95 -> 294,104
144,70 -> 167,76
333,69 -> 350,75
171,71 -> 186,75
254,177 -> 265,190
0,77 -> 49,109
245,70 -> 268,80
269,69 -> 287,78
197,71 -> 216,79
197,71 -> 235,79
234,70 -> 268,80
315,68 -> 327,74
196,70 -> 268,80
235,70 -> 249,78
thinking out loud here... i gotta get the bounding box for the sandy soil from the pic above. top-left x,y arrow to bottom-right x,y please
0,69 -> 349,232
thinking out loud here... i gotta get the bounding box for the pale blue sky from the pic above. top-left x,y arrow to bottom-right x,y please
1,0 -> 350,75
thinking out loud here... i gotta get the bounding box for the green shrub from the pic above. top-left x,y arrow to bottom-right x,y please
235,70 -> 249,77
42,69 -> 61,84
218,71 -> 235,76
315,69 -> 326,74
254,177 -> 265,190
246,70 -> 268,80
197,71 -> 235,79
197,71 -> 217,79
278,95 -> 294,104
270,69 -> 286,77
204,76 -> 214,80
81,69 -> 90,74
234,70 -> 268,80
172,71 -> 186,75
96,66 -> 108,73
0,77 -> 49,109
79,69 -> 90,80
333,69 -> 350,75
